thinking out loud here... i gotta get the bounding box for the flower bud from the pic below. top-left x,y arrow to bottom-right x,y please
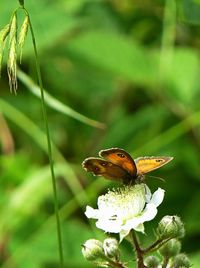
82,239 -> 104,261
172,253 -> 191,268
157,215 -> 185,239
103,238 -> 119,259
144,255 -> 161,268
159,238 -> 181,257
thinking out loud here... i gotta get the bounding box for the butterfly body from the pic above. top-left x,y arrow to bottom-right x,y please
82,148 -> 173,184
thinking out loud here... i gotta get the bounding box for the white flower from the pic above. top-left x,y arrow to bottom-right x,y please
85,184 -> 165,241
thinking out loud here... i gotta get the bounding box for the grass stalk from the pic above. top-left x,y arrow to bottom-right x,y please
23,8 -> 64,266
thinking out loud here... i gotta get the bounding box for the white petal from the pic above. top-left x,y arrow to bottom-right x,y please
149,188 -> 165,207
123,217 -> 142,230
140,203 -> 158,222
85,206 -> 99,219
96,219 -> 122,233
144,184 -> 152,202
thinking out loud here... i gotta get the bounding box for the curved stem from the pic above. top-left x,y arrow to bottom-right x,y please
142,237 -> 171,255
106,258 -> 127,268
108,260 -> 127,268
98,254 -> 126,268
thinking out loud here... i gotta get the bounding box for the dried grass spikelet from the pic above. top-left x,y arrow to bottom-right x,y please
7,14 -> 17,93
0,24 -> 10,76
18,15 -> 29,63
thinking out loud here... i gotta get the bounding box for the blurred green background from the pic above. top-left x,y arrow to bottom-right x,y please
0,0 -> 200,267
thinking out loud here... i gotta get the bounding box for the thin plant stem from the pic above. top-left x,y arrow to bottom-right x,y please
107,260 -> 126,268
162,256 -> 169,268
130,231 -> 145,268
142,237 -> 172,255
22,8 -> 64,267
102,255 -> 126,268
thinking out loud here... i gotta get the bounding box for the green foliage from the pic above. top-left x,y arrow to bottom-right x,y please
66,30 -> 157,86
177,0 -> 200,24
6,220 -> 95,268
0,0 -> 200,267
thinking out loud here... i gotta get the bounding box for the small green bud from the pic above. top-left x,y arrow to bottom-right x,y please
172,253 -> 191,268
82,239 -> 104,262
157,215 -> 185,239
159,238 -> 181,258
144,255 -> 160,268
103,238 -> 119,259
18,15 -> 29,63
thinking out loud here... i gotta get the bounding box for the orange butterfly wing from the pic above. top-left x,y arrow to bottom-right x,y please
99,148 -> 137,177
135,156 -> 173,175
82,148 -> 173,184
82,157 -> 132,183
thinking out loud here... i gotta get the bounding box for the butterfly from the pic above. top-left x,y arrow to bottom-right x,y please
82,148 -> 173,184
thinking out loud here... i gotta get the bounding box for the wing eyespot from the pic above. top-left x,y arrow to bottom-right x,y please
117,153 -> 125,158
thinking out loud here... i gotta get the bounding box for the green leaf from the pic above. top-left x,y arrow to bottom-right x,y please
177,0 -> 200,24
67,30 -> 157,86
190,252 -> 200,268
184,192 -> 200,235
17,69 -> 105,129
0,163 -> 76,234
6,220 -> 98,268
101,104 -> 168,151
167,48 -> 200,104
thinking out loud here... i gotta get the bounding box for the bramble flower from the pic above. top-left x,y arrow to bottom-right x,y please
85,184 -> 165,241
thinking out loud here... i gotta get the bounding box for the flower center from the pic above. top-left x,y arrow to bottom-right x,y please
98,184 -> 147,222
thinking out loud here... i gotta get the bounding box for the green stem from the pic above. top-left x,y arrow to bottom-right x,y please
102,255 -> 126,268
162,256 -> 169,268
107,261 -> 126,268
130,231 -> 146,268
142,237 -> 172,255
22,8 -> 64,267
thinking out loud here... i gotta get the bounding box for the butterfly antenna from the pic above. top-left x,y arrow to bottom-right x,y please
146,175 -> 166,183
